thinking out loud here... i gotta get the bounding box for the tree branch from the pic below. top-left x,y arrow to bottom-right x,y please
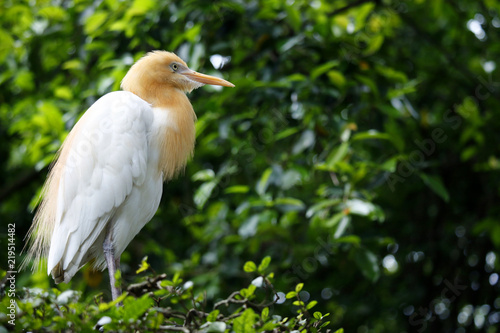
158,325 -> 190,332
126,273 -> 168,296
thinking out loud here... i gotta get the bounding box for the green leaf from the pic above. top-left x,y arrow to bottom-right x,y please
256,168 -> 273,196
461,146 -> 477,161
387,80 -> 418,99
293,300 -> 305,306
127,0 -> 157,16
375,65 -> 408,83
352,130 -> 392,141
311,61 -> 340,80
240,284 -> 256,298
276,127 -> 300,140
233,308 -> 257,333
313,311 -> 322,320
135,256 -> 150,274
261,307 -> 269,321
306,199 -> 342,218
295,283 -> 304,293
109,20 -> 128,32
37,101 -> 63,132
363,34 -> 384,56
121,294 -> 154,321
62,59 -> 83,70
306,300 -> 318,310
335,235 -> 361,245
207,309 -> 220,322
333,216 -> 350,239
38,6 -> 67,21
419,173 -> 450,202
107,293 -> 127,310
152,313 -> 164,329
243,261 -> 257,272
114,269 -> 122,288
239,215 -> 260,238
457,96 -> 480,124
14,70 -> 34,91
0,29 -> 14,63
274,197 -> 305,211
258,256 -> 271,273
351,2 -> 375,31
473,218 -> 500,248
286,291 -> 297,299
321,321 -> 332,329
261,322 -> 279,330
84,11 -> 108,35
185,23 -> 202,42
225,185 -> 249,194
353,247 -> 380,282
293,130 -> 316,154
324,212 -> 344,228
326,142 -> 349,167
380,156 -> 399,172
192,169 -> 215,181
287,73 -> 307,82
194,181 -> 217,208
285,5 -> 301,32
355,74 -> 379,97
172,272 -> 181,284
247,284 -> 257,297
248,284 -> 257,295
54,86 -> 73,100
327,70 -> 346,88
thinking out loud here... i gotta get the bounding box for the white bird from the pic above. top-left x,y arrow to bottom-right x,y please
24,51 -> 234,300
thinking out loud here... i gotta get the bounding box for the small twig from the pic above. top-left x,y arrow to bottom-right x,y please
214,290 -> 276,313
155,307 -> 187,321
214,291 -> 246,309
177,293 -> 195,315
184,308 -> 206,326
158,325 -> 190,332
126,273 -> 168,296
224,311 -> 244,321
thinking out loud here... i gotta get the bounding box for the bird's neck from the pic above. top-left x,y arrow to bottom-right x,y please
124,85 -> 196,180
151,88 -> 197,181
123,80 -> 197,180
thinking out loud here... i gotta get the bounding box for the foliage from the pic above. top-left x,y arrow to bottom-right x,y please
1,258 -> 335,332
1,0 -> 500,332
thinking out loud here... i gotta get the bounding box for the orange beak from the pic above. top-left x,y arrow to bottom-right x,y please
182,70 -> 235,87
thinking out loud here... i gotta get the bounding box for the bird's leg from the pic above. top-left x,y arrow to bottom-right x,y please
103,230 -> 122,302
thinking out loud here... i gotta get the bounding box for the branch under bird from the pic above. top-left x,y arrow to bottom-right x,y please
23,50 -> 234,301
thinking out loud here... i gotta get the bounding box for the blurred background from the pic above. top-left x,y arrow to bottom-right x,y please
1,0 -> 500,331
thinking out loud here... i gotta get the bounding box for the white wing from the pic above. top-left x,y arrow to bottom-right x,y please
47,91 -> 154,282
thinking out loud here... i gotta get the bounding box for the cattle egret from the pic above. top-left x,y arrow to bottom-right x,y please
24,51 -> 234,300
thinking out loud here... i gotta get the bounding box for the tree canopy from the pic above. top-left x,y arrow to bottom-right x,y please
1,0 -> 500,332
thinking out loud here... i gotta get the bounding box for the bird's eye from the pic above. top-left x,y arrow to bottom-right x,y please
171,63 -> 179,72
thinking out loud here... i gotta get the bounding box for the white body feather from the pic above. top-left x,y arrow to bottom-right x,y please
46,91 -> 172,283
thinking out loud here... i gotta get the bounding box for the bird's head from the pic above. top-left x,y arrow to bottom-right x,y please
121,51 -> 234,100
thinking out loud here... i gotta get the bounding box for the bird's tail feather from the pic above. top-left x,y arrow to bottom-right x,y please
20,164 -> 61,273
